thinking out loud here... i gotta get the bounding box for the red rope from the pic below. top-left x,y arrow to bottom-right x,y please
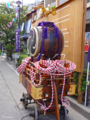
17,59 -> 76,113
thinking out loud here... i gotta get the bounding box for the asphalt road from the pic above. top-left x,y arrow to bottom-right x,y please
0,56 -> 88,120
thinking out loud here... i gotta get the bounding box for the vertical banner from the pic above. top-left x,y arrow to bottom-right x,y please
15,30 -> 19,52
85,33 -> 90,106
87,33 -> 90,62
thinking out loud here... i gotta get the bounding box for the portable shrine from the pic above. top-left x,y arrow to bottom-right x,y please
17,21 -> 76,120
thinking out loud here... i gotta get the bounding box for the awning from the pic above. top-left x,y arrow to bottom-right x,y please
23,35 -> 29,39
26,10 -> 36,18
20,35 -> 29,39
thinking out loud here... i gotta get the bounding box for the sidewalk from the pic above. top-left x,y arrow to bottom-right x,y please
66,96 -> 90,120
0,55 -> 88,120
0,56 -> 33,120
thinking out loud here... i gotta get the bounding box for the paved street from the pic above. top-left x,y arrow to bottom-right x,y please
0,56 -> 88,120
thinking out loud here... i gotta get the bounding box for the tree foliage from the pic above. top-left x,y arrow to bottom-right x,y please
0,1 -> 29,45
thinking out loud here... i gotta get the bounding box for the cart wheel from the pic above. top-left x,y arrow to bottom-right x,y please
20,93 -> 28,109
34,106 -> 38,120
30,106 -> 39,120
60,106 -> 67,119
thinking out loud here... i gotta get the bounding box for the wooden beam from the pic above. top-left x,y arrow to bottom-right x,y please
86,85 -> 89,106
77,72 -> 83,103
54,81 -> 60,120
77,0 -> 87,104
81,0 -> 87,72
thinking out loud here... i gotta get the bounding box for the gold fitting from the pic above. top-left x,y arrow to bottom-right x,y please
51,9 -> 56,15
48,4 -> 50,10
66,59 -> 68,64
35,79 -> 39,81
40,59 -> 42,64
37,69 -> 39,73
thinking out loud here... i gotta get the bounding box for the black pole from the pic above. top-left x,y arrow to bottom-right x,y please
18,7 -> 20,29
18,6 -> 20,61
22,0 -> 23,12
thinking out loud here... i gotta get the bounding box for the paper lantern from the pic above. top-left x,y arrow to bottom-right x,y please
10,22 -> 12,26
12,18 -> 15,22
16,7 -> 18,12
16,13 -> 18,18
6,3 -> 9,9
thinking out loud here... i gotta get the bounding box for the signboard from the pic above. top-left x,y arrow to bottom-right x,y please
12,54 -> 19,58
2,44 -> 6,51
84,32 -> 90,52
15,30 -> 19,52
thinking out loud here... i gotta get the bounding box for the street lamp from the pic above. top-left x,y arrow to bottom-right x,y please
16,1 -> 22,61
16,0 -> 22,6
16,1 -> 22,29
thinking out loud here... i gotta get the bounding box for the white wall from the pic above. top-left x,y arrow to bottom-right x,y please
59,0 -> 68,5
35,0 -> 42,4
44,0 -> 69,8
44,0 -> 55,8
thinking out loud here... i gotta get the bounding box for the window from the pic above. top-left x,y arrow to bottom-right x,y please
87,0 -> 90,3
44,0 -> 55,8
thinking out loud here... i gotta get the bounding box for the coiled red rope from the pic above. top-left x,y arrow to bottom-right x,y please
34,60 -> 76,112
17,58 -> 76,113
17,57 -> 31,74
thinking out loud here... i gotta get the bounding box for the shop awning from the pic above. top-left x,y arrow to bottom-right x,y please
20,34 -> 29,39
23,35 -> 29,39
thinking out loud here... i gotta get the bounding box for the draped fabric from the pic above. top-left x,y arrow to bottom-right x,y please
87,33 -> 90,62
37,21 -> 61,60
87,40 -> 90,62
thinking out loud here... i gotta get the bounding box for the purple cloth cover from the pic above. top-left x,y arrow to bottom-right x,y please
87,39 -> 90,62
37,21 -> 61,61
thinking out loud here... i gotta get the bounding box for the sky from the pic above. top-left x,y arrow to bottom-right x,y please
0,0 -> 35,5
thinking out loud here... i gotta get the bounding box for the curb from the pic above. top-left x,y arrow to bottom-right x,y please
66,96 -> 90,120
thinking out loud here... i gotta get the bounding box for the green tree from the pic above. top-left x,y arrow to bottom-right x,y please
6,43 -> 14,59
0,1 -> 28,45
